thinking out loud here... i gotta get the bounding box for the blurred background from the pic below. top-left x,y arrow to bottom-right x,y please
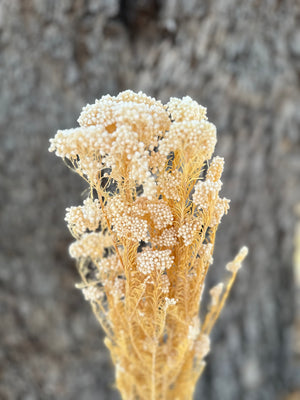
1,1 -> 300,399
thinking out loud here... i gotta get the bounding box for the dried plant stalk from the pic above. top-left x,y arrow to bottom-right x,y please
49,90 -> 248,400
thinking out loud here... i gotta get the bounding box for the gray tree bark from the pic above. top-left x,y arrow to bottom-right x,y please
1,1 -> 299,399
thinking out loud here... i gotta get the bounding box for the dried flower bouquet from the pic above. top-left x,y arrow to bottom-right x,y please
49,90 -> 247,400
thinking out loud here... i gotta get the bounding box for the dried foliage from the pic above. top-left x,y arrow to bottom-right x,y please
49,90 -> 248,400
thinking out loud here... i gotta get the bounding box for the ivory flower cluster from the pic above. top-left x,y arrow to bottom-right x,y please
65,198 -> 102,237
137,249 -> 174,274
49,90 -> 247,400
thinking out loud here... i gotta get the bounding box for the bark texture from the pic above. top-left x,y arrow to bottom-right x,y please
1,1 -> 299,399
